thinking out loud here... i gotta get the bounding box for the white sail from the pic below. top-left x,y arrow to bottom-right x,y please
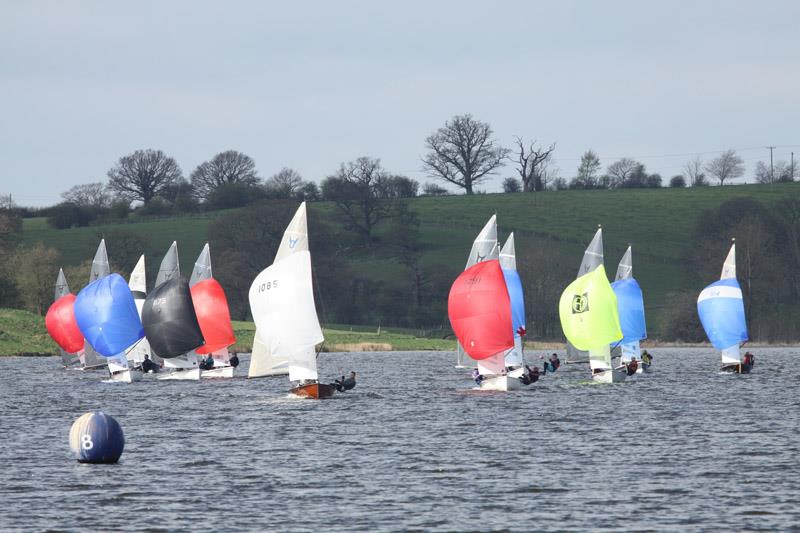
477,352 -> 507,377
249,203 -> 323,384
620,341 -> 640,364
189,243 -> 212,287
155,241 -> 180,287
721,242 -> 736,280
503,337 -> 524,368
127,256 -> 152,366
615,246 -> 632,281
248,332 -> 289,377
589,345 -> 612,372
721,344 -> 741,365
457,215 -> 499,368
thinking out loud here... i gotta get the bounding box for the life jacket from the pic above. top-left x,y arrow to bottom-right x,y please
627,360 -> 638,375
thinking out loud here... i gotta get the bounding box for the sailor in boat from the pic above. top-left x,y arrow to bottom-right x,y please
543,353 -> 561,374
626,357 -> 639,376
641,350 -> 653,369
520,365 -> 540,385
199,354 -> 215,371
742,351 -> 755,371
229,353 -> 240,368
141,354 -> 159,374
333,371 -> 357,392
471,368 -> 484,386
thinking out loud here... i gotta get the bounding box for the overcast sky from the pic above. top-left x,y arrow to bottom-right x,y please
1,0 -> 798,205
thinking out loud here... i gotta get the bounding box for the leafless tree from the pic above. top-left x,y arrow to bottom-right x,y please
190,150 -> 260,201
754,160 -> 796,184
511,137 -> 556,192
605,158 -> 639,188
321,157 -> 396,247
682,157 -> 707,186
107,149 -> 182,205
422,114 -> 509,194
264,167 -> 304,198
61,182 -> 113,208
705,149 -> 744,185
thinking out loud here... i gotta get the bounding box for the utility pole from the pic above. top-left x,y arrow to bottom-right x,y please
792,151 -> 795,182
767,146 -> 776,183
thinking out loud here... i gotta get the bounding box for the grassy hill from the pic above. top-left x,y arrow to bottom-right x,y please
20,183 -> 798,338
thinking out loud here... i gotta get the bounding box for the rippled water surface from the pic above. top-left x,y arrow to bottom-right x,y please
1,348 -> 799,532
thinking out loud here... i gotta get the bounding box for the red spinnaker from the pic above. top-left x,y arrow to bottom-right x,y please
190,278 -> 236,354
448,260 -> 514,360
45,294 -> 85,353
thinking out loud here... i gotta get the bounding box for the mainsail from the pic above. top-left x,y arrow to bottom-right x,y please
697,242 -> 748,365
127,255 -> 152,366
565,228 -> 604,364
155,241 -> 180,287
249,202 -> 324,383
82,240 -> 110,369
559,228 -> 623,373
611,246 -> 646,362
499,233 -> 525,369
249,204 -> 310,378
456,215 -> 499,368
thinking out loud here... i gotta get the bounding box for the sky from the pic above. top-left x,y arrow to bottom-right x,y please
1,0 -> 799,206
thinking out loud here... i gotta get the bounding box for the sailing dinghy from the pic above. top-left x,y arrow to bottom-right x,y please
611,246 -> 648,373
248,202 -> 331,399
499,232 -> 528,381
448,258 -> 518,391
455,215 -> 499,369
559,227 -> 626,383
73,273 -> 146,382
190,243 -> 237,379
697,240 -> 750,373
47,269 -> 83,367
125,255 -> 154,373
144,242 -> 204,380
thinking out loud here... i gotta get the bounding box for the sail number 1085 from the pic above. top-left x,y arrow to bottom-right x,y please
258,280 -> 279,292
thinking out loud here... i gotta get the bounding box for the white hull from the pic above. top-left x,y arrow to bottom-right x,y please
479,375 -> 523,391
201,365 -> 234,379
591,367 -> 628,383
157,367 -> 201,381
109,369 -> 141,383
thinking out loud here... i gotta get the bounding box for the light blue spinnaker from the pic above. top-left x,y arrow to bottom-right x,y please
611,278 -> 646,345
500,232 -> 525,368
697,277 -> 748,351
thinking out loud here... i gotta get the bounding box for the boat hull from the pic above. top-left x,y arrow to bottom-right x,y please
109,369 -> 140,383
591,367 -> 628,383
291,383 -> 335,399
721,363 -> 751,374
201,366 -> 234,379
157,367 -> 201,381
479,375 -> 523,391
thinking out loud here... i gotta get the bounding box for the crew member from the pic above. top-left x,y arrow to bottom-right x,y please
626,357 -> 639,376
141,354 -> 159,373
229,353 -> 240,368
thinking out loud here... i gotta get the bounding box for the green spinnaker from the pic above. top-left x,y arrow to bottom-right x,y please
558,265 -> 623,352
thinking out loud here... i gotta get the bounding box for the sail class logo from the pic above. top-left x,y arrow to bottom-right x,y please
288,237 -> 299,249
571,293 -> 589,314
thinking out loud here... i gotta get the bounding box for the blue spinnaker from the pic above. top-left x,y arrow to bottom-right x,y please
611,277 -> 647,344
74,273 -> 144,356
502,268 -> 525,337
697,278 -> 748,350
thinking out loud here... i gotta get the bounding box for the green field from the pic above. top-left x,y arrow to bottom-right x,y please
20,183 -> 799,338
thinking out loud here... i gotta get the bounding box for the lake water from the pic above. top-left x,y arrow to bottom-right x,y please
1,348 -> 798,532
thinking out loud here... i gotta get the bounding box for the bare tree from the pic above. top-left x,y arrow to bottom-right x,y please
422,114 -> 509,194
682,157 -> 708,186
107,149 -> 182,205
190,150 -> 260,201
755,160 -> 796,184
264,167 -> 304,198
705,149 -> 745,185
606,158 -> 639,188
511,137 -> 556,192
61,182 -> 113,208
321,157 -> 396,247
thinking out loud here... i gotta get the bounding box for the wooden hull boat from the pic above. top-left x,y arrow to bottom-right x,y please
291,382 -> 335,399
721,363 -> 751,374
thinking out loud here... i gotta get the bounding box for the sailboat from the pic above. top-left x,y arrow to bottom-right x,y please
499,232 -> 527,380
73,273 -> 146,382
455,215 -> 499,369
46,269 -> 84,367
611,246 -> 648,373
126,255 -> 154,372
248,202 -> 331,399
190,243 -> 237,379
448,258 -> 517,390
145,242 -> 204,380
697,239 -> 750,373
559,227 -> 626,383
80,240 -> 110,371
